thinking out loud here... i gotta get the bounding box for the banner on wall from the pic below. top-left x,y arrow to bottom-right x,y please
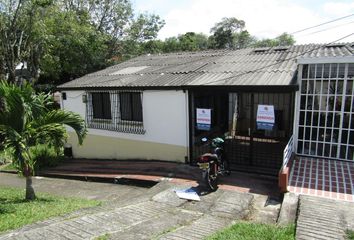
196,108 -> 211,131
256,105 -> 275,130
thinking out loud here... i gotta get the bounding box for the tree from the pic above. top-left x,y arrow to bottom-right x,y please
210,17 -> 245,49
253,32 -> 295,47
38,8 -> 109,85
0,81 -> 87,200
0,0 -> 53,83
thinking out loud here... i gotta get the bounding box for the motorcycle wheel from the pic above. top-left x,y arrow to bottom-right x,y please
204,163 -> 218,191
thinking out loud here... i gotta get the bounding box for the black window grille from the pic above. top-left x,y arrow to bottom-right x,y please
120,92 -> 143,122
92,92 -> 111,119
86,90 -> 145,134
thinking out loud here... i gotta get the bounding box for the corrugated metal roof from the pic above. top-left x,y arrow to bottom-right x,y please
58,43 -> 354,89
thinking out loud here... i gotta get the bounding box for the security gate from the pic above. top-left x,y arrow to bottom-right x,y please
296,63 -> 354,160
191,90 -> 295,176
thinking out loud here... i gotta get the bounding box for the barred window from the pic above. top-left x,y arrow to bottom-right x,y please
86,90 -> 145,134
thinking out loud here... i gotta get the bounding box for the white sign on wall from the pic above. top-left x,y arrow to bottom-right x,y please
256,105 -> 275,130
196,108 -> 211,131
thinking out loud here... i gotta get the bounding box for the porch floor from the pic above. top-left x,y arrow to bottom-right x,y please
288,157 -> 354,202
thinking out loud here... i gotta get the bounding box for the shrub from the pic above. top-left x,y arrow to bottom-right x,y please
30,144 -> 64,171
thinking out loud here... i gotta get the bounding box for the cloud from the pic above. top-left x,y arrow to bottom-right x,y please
156,0 -> 354,44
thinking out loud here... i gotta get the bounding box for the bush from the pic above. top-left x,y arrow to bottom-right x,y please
30,144 -> 64,171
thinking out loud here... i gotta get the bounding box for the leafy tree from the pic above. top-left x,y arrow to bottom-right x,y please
0,81 -> 86,200
178,32 -> 208,51
210,17 -> 245,49
0,0 -> 55,83
38,8 -> 109,84
253,32 -> 295,47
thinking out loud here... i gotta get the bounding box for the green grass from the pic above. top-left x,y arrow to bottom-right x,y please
207,221 -> 295,240
0,186 -> 100,233
347,230 -> 354,240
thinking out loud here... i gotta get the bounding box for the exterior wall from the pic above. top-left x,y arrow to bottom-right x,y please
61,90 -> 189,162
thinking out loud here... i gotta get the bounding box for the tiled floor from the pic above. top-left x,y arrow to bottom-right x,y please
288,157 -> 354,202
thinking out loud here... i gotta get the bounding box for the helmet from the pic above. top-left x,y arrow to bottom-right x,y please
211,137 -> 224,148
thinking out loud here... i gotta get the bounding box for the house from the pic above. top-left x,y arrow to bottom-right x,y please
58,43 -> 354,176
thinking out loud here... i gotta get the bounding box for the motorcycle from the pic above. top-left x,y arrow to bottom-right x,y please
197,137 -> 230,191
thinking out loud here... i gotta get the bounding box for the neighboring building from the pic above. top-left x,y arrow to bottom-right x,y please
58,43 -> 354,176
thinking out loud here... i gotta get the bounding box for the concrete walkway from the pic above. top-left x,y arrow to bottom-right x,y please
0,173 -> 281,240
296,195 -> 354,240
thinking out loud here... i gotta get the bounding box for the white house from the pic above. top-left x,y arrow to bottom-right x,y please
58,43 -> 354,176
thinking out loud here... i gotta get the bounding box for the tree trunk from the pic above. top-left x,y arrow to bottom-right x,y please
25,175 -> 36,200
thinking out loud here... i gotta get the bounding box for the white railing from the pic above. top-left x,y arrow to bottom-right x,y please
283,135 -> 294,167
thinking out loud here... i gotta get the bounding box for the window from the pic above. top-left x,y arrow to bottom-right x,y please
86,91 -> 145,134
92,92 -> 111,119
120,92 -> 143,122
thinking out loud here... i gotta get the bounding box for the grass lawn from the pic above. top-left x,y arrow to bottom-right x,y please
207,221 -> 295,240
0,186 -> 100,233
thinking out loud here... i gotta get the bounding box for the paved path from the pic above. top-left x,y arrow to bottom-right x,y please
296,195 -> 354,240
0,173 -> 280,240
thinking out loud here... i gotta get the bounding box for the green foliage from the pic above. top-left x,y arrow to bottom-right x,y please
252,32 -> 295,47
207,222 -> 295,240
347,230 -> 354,240
210,17 -> 246,49
30,144 -> 64,171
0,81 -> 86,177
0,186 -> 99,233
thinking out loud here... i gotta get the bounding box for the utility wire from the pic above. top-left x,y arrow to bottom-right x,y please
297,20 -> 354,37
201,32 -> 354,86
290,13 -> 354,35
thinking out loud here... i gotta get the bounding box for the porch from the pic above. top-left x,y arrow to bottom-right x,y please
288,157 -> 354,202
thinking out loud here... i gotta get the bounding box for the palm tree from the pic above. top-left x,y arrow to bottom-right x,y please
0,81 -> 87,200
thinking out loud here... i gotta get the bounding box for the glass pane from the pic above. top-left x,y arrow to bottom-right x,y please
309,65 -> 315,78
348,64 -> 354,79
333,114 -> 340,128
316,64 -> 323,78
301,80 -> 308,94
324,144 -> 331,157
298,127 -> 304,139
330,64 -> 338,78
330,145 -> 338,158
299,111 -> 305,125
349,131 -> 354,145
302,65 -> 308,78
319,113 -> 326,127
341,130 -> 348,144
343,113 -> 350,129
318,128 -> 325,141
344,96 -> 352,112
338,63 -> 345,78
346,80 -> 353,95
323,64 -> 330,78
339,145 -> 347,159
347,146 -> 354,160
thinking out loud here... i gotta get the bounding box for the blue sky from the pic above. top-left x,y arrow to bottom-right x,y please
132,0 -> 354,44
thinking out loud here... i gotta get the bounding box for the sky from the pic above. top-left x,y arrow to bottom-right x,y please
132,0 -> 354,44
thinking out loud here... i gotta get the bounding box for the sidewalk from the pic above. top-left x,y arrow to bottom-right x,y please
0,172 -> 279,240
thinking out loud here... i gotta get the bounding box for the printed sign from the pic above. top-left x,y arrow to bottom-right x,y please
196,108 -> 211,131
256,105 -> 275,130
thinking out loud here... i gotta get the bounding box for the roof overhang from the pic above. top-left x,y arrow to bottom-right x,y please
297,56 -> 354,64
57,84 -> 298,92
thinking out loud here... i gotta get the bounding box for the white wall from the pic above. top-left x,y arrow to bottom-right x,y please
61,89 -> 189,159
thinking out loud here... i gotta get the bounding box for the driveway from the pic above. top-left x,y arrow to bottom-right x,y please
0,172 -> 280,240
